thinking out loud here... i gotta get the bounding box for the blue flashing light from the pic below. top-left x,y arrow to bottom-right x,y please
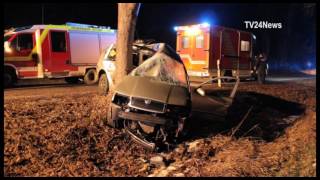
307,61 -> 312,68
174,26 -> 178,31
201,22 -> 210,27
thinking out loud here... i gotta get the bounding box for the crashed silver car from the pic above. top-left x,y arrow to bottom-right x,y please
97,41 -> 156,95
107,43 -> 191,150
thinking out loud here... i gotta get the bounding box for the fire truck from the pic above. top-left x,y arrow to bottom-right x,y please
4,22 -> 117,87
175,23 -> 267,82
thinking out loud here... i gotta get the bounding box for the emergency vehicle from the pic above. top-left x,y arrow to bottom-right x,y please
4,22 -> 117,87
175,23 -> 266,82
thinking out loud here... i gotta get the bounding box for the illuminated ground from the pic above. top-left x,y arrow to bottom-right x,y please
4,75 -> 316,177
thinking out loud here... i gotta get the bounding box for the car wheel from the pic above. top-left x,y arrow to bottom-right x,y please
84,69 -> 98,85
98,73 -> 109,95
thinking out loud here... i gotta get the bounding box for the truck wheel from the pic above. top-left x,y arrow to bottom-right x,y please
257,66 -> 266,84
84,69 -> 98,85
4,70 -> 16,88
98,74 -> 109,95
64,77 -> 79,84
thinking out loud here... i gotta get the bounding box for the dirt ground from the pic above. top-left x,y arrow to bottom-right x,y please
4,78 -> 316,177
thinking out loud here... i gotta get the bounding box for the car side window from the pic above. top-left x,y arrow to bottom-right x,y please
104,47 -> 150,66
132,53 -> 139,67
137,52 -> 151,65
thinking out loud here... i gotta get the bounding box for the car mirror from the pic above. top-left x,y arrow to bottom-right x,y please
196,87 -> 206,96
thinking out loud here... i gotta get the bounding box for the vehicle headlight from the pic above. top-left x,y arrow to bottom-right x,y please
112,93 -> 130,106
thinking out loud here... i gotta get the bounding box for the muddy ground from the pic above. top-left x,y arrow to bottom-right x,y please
4,79 -> 316,176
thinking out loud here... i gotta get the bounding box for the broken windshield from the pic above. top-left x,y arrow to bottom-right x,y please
130,52 -> 188,87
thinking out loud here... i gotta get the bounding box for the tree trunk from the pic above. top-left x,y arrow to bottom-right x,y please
114,3 -> 141,86
105,3 -> 140,126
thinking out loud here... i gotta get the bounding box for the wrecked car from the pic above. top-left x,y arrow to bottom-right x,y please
192,76 -> 240,122
107,43 -> 192,150
97,40 -> 161,95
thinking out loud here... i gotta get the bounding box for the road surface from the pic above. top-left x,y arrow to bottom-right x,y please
5,74 -> 316,99
266,76 -> 315,82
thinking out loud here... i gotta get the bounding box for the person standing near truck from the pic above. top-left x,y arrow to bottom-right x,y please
256,52 -> 268,84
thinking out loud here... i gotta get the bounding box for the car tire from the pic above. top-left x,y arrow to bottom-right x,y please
98,73 -> 109,95
64,77 -> 79,84
84,69 -> 98,85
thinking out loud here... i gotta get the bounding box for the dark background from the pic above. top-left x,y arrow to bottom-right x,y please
4,3 -> 316,70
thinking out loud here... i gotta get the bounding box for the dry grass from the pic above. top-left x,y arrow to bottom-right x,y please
4,80 -> 316,176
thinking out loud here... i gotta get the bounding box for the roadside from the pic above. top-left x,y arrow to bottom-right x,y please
4,77 -> 316,177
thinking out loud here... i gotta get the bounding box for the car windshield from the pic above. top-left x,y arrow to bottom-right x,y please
130,52 -> 188,87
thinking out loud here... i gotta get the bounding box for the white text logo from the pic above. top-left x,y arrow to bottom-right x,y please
244,21 -> 282,29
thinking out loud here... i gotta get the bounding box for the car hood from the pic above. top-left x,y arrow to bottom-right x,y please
114,76 -> 189,106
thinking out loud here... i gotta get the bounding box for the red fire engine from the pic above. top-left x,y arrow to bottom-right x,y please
4,22 -> 116,87
175,23 -> 263,81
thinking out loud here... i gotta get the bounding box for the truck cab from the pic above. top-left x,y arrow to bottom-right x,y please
4,23 -> 116,88
175,23 -> 268,83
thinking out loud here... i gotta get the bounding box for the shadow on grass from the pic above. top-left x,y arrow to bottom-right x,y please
185,91 -> 306,142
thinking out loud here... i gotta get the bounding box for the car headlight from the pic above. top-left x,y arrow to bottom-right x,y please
112,93 -> 130,106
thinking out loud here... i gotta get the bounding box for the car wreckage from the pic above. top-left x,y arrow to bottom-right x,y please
97,40 -> 160,95
106,42 -> 240,151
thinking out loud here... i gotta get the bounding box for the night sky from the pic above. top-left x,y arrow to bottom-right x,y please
4,3 -> 316,70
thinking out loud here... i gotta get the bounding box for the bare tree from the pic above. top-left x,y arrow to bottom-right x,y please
115,3 -> 141,86
106,3 -> 141,125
